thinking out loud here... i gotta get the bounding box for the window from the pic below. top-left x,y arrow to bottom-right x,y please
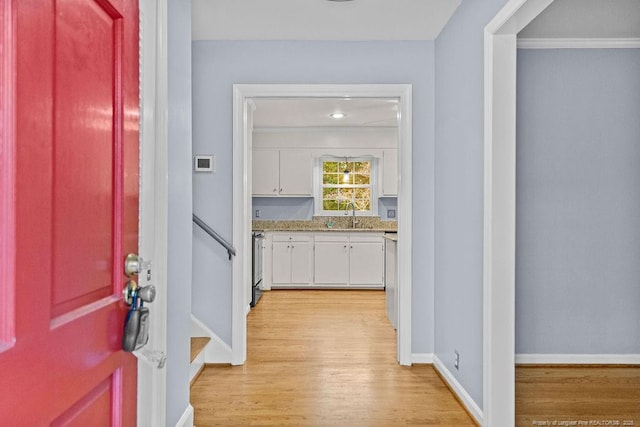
317,158 -> 375,215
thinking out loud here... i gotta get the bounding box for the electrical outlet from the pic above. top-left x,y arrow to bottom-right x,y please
454,350 -> 460,370
255,209 -> 261,218
387,209 -> 396,219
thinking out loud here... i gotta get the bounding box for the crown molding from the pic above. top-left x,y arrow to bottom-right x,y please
517,37 -> 640,49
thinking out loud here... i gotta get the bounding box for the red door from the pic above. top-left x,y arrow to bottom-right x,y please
1,0 -> 139,424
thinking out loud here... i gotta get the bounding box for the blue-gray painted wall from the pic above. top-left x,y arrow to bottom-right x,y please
192,41 -> 436,354
252,197 -> 398,220
166,0 -> 192,423
516,48 -> 640,355
434,0 -> 509,410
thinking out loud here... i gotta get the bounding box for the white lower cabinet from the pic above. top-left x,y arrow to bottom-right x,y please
271,234 -> 313,286
313,237 -> 350,285
268,231 -> 385,289
349,240 -> 385,286
314,233 -> 384,288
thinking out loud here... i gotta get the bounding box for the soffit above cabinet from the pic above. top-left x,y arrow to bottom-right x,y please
191,0 -> 461,41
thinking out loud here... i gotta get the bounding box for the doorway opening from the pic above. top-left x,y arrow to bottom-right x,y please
232,84 -> 414,366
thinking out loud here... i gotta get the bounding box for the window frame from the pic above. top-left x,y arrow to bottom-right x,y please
314,156 -> 378,217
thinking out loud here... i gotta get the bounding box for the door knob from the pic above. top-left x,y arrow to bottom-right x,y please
123,281 -> 156,305
137,285 -> 156,303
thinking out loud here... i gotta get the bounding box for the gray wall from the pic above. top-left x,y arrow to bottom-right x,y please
166,0 -> 192,423
516,48 -> 640,355
434,0 -> 509,410
252,197 -> 398,220
192,41 -> 436,354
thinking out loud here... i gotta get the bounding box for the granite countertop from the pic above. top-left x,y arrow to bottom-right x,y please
253,216 -> 397,233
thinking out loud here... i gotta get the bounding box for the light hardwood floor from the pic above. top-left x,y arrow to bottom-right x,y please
191,290 -> 476,426
191,290 -> 640,426
516,365 -> 640,426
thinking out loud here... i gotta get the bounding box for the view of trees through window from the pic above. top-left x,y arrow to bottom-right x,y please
322,160 -> 371,212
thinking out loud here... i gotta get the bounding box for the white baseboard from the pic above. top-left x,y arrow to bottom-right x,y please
190,315 -> 232,364
412,353 -> 434,364
433,355 -> 483,426
516,353 -> 640,365
517,37 -> 640,49
189,350 -> 205,383
175,404 -> 194,427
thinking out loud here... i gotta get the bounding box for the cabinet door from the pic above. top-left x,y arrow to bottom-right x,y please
350,242 -> 384,286
279,150 -> 312,196
314,241 -> 349,284
385,239 -> 398,329
272,241 -> 292,284
290,241 -> 313,284
253,150 -> 280,196
382,149 -> 398,196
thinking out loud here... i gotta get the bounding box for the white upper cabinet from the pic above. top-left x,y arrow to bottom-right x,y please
279,150 -> 312,196
252,149 -> 312,197
252,150 -> 280,196
381,149 -> 398,196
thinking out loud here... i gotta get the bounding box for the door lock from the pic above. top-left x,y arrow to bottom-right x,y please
124,253 -> 152,277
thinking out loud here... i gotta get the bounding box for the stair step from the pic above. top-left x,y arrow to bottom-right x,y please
190,337 -> 210,363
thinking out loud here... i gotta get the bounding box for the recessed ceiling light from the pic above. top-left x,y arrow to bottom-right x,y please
330,112 -> 346,119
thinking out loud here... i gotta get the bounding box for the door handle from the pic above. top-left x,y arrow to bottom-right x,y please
123,280 -> 156,305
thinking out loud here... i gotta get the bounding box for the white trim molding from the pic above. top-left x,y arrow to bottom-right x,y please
175,404 -> 194,427
412,353 -> 434,364
518,37 -> 640,49
484,1 -> 555,425
433,355 -> 483,426
516,354 -> 640,365
190,314 -> 233,364
137,0 -> 169,426
232,84 -> 414,367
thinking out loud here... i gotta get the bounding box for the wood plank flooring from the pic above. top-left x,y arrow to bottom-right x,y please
190,290 -> 476,426
516,365 -> 640,426
191,337 -> 211,363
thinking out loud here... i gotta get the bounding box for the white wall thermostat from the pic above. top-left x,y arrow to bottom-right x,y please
194,155 -> 214,172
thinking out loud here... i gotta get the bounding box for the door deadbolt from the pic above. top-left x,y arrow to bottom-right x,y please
124,253 -> 152,278
124,253 -> 141,277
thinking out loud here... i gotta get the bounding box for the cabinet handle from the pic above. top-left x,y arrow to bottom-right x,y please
273,188 -> 277,192
280,188 -> 283,192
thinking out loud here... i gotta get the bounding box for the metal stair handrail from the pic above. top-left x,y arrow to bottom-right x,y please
192,214 -> 236,260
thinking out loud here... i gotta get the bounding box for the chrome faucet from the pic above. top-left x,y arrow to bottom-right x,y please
345,201 -> 359,229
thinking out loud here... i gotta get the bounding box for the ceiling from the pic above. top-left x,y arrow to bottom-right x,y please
252,98 -> 399,128
519,0 -> 640,38
191,0 -> 462,41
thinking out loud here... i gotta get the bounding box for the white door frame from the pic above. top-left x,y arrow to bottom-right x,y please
137,0 -> 169,425
482,0 -> 554,425
232,84 -> 414,366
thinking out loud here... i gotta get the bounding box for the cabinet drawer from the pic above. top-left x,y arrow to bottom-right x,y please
272,234 -> 312,242
348,233 -> 384,243
313,233 -> 349,243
